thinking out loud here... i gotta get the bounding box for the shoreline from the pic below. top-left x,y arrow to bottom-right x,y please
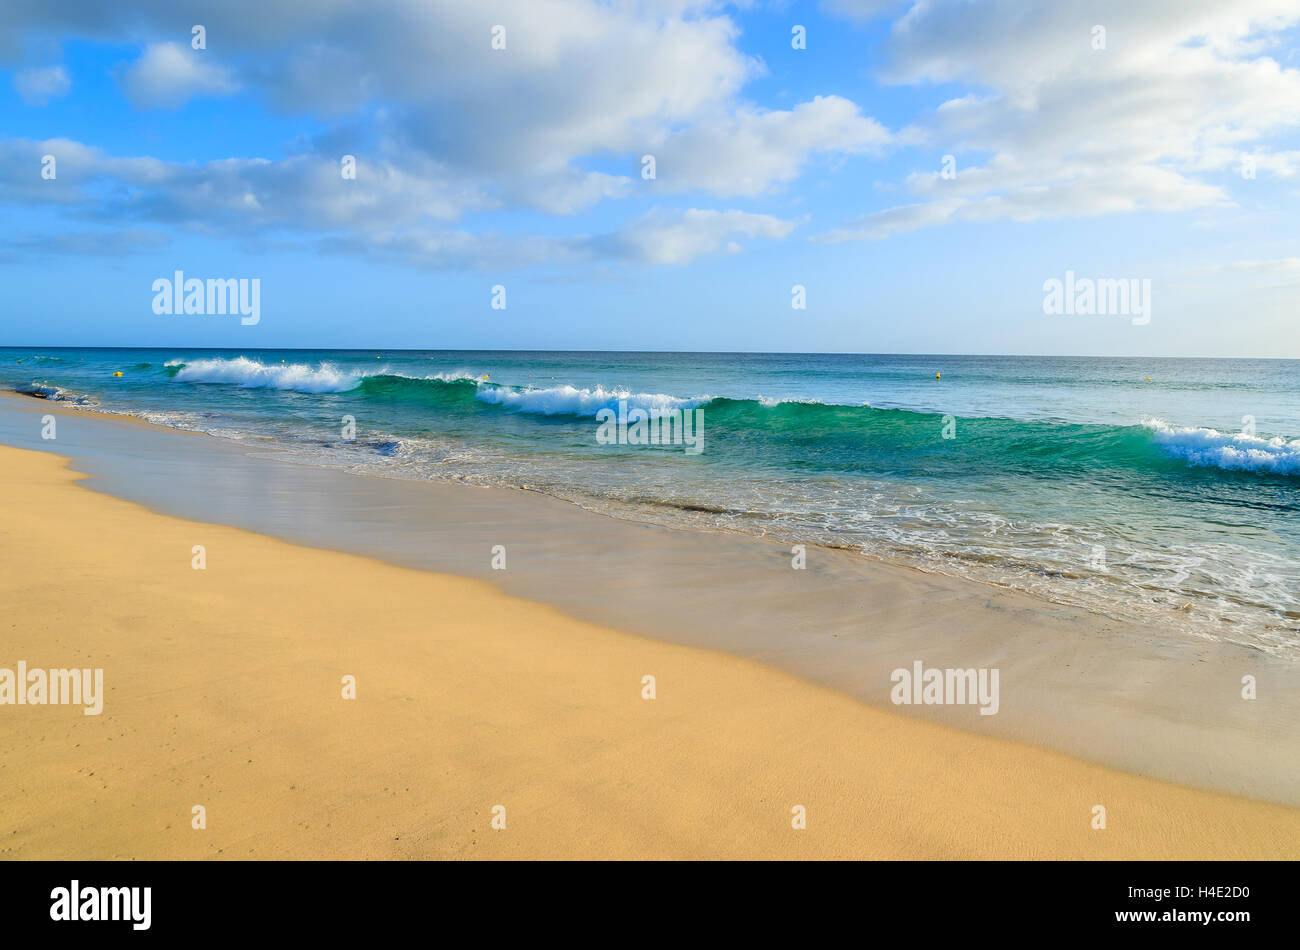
2,393 -> 1299,812
3,387 -> 1286,653
7,384 -> 1295,661
1,442 -> 1298,858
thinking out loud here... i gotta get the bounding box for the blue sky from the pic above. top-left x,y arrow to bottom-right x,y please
2,0 -> 1299,356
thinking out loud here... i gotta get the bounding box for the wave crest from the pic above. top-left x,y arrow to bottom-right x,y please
475,383 -> 710,418
1144,419 -> 1300,475
170,357 -> 363,393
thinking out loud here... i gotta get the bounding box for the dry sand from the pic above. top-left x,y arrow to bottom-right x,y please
1,444 -> 1298,859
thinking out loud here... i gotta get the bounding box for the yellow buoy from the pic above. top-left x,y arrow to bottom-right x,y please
112,371 -> 123,377
935,372 -> 941,380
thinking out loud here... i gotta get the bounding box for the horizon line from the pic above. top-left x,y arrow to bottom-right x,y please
2,344 -> 1297,362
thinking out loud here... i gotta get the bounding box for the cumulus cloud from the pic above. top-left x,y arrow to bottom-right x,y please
647,96 -> 892,196
119,42 -> 238,108
818,0 -> 1300,240
1,0 -> 890,220
13,0 -> 1294,268
0,138 -> 167,207
0,1 -> 890,272
13,65 -> 70,105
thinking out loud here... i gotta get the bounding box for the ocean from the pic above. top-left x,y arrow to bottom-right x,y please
4,347 -> 1297,653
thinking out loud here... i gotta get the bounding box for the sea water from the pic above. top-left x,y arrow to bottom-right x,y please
3,348 -> 1296,653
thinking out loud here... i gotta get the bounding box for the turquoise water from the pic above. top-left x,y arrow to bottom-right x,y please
4,348 -> 1298,653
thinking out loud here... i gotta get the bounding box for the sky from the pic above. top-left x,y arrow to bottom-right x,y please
1,0 -> 1298,357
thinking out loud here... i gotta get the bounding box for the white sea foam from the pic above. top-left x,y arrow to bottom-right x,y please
1144,419 -> 1300,475
756,394 -> 825,408
167,357 -> 488,394
170,357 -> 363,393
475,383 -> 710,418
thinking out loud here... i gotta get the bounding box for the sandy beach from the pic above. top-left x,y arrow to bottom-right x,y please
2,440 -> 1298,859
4,392 -> 1299,810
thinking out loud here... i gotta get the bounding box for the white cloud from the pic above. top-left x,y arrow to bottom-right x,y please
597,207 -> 797,263
0,137 -> 795,268
119,42 -> 238,109
818,0 -> 1300,240
1,1 -> 890,219
648,96 -> 893,196
13,65 -> 70,105
0,138 -> 166,206
0,138 -> 480,229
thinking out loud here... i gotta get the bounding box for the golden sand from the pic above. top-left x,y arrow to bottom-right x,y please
1,444 -> 1297,859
